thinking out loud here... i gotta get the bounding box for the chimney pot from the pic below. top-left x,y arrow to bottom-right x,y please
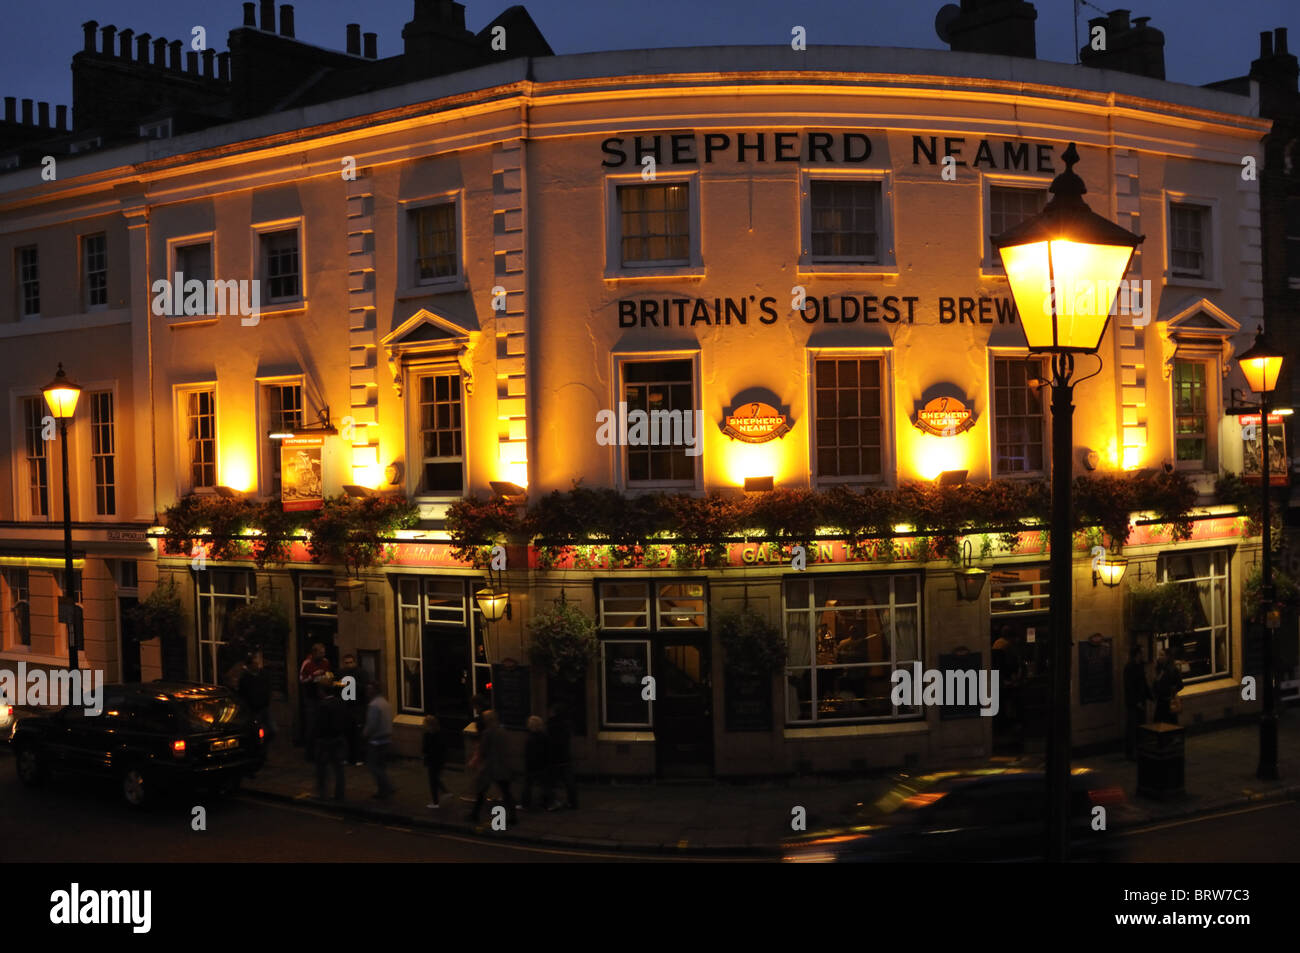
100,25 -> 116,56
153,37 -> 167,66
347,23 -> 361,55
364,32 -> 377,59
242,3 -> 257,27
1133,16 -> 1149,29
260,0 -> 275,32
119,28 -> 133,59
186,50 -> 200,74
3,98 -> 14,123
82,20 -> 99,53
136,33 -> 151,62
169,40 -> 183,71
1261,31 -> 1274,58
1107,9 -> 1131,33
280,5 -> 295,38
202,48 -> 215,78
1276,28 -> 1289,55
21,99 -> 33,125
218,51 -> 231,82
37,102 -> 49,127
56,105 -> 67,130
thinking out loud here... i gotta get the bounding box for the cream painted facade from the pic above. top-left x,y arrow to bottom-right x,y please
0,46 -> 1283,776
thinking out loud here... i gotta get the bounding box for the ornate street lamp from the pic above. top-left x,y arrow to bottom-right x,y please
1093,554 -> 1128,588
1238,326 -> 1284,781
954,539 -> 988,601
42,363 -> 82,672
994,142 -> 1144,862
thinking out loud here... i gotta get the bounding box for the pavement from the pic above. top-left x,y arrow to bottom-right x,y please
241,708 -> 1300,855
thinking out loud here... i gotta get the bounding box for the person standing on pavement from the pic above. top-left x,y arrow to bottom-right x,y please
546,703 -> 578,811
1123,644 -> 1153,759
338,653 -> 366,765
521,715 -> 550,810
363,681 -> 396,799
1153,650 -> 1184,725
468,710 -> 516,825
423,715 -> 448,809
298,643 -> 332,762
238,650 -> 275,744
314,681 -> 348,801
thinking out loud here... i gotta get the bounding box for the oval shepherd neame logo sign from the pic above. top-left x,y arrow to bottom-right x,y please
723,402 -> 790,443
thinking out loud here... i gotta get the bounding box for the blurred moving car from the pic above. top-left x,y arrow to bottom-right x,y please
783,765 -> 1126,862
0,703 -> 11,732
8,682 -> 266,809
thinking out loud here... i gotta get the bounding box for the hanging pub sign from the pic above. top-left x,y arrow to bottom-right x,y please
1241,414 -> 1290,486
914,396 -> 975,436
723,401 -> 790,443
280,435 -> 325,511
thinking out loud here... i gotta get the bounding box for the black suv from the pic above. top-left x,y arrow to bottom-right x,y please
9,682 -> 266,808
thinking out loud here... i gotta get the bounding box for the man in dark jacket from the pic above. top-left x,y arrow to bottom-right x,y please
1122,644 -> 1153,759
546,704 -> 578,811
338,653 -> 366,765
314,681 -> 349,801
1153,650 -> 1184,725
238,650 -> 275,743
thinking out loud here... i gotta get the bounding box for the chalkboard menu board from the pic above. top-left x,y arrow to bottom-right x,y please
603,642 -> 649,725
937,651 -> 982,720
491,662 -> 531,729
724,671 -> 772,731
1078,636 -> 1113,705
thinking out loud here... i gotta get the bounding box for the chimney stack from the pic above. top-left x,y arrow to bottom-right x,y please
347,24 -> 361,55
219,51 -> 231,82
186,50 -> 200,75
943,0 -> 1037,60
1080,8 -> 1165,80
119,28 -> 134,59
364,32 -> 377,59
260,0 -> 275,32
202,48 -> 215,77
137,33 -> 151,62
1277,27 -> 1289,55
153,37 -> 167,66
4,98 -> 14,123
100,25 -> 116,56
37,102 -> 49,127
243,2 -> 257,27
82,20 -> 98,53
169,40 -> 183,71
280,5 -> 295,38
56,105 -> 67,130
21,99 -> 33,125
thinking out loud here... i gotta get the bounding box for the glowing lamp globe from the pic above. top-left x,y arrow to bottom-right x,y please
994,144 -> 1144,353
1239,328 -> 1284,396
42,363 -> 81,421
475,586 -> 510,622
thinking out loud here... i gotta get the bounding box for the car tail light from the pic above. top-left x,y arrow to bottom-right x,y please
258,727 -> 265,741
171,739 -> 186,758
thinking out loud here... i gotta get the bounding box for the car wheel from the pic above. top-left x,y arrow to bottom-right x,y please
121,767 -> 149,809
15,746 -> 45,786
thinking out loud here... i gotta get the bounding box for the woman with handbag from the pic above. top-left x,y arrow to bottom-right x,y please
1153,650 -> 1185,725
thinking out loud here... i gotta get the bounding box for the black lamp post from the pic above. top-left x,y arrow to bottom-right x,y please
1238,327 -> 1285,781
994,143 -> 1144,862
42,363 -> 83,672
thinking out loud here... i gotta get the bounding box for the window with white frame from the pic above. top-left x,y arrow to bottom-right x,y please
299,574 -> 337,617
1173,358 -> 1209,468
182,388 -> 217,490
985,184 -> 1047,267
993,356 -> 1046,475
1169,202 -> 1211,279
783,574 -> 922,723
809,179 -> 881,263
618,182 -> 690,265
83,233 -> 107,309
410,203 -> 458,285
21,396 -> 49,517
262,382 -> 304,496
89,390 -> 115,516
2,568 -> 31,648
259,228 -> 300,302
619,358 -> 697,486
989,566 -> 1050,615
1157,549 -> 1229,682
413,370 -> 463,496
196,569 -> 255,685
17,245 -> 38,317
395,576 -> 489,715
813,356 -> 883,480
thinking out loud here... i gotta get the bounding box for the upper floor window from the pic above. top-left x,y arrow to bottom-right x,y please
620,358 -> 697,486
262,382 -> 304,496
1169,202 -> 1211,279
993,357 -> 1046,475
17,245 -> 39,316
809,180 -> 881,263
175,241 -> 213,285
21,396 -> 49,517
183,389 -> 217,489
411,203 -> 458,285
814,357 -> 883,481
82,233 -> 107,309
619,183 -> 690,265
1172,359 -> 1209,469
415,370 -> 463,496
985,183 -> 1046,268
260,228 -> 300,303
89,391 -> 115,516
2,568 -> 31,647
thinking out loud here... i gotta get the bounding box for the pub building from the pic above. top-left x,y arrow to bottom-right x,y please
0,1 -> 1291,776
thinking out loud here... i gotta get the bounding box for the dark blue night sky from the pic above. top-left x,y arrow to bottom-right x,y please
1,0 -> 1296,109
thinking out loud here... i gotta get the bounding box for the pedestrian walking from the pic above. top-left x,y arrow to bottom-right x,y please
1123,644 -> 1153,759
423,715 -> 448,809
1153,650 -> 1184,725
363,681 -> 396,799
314,681 -> 348,801
238,650 -> 276,743
467,710 -> 516,825
521,715 -> 550,810
546,703 -> 578,811
338,652 -> 366,765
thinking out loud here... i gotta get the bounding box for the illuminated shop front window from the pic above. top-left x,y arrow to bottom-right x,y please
196,569 -> 256,686
1157,549 -> 1229,682
394,576 -> 489,719
783,574 -> 921,723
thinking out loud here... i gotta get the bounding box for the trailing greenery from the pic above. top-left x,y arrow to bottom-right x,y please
1128,582 -> 1199,635
717,605 -> 787,677
304,496 -> 420,575
228,596 -> 291,653
526,599 -> 598,682
125,577 -> 185,642
1244,562 -> 1300,619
